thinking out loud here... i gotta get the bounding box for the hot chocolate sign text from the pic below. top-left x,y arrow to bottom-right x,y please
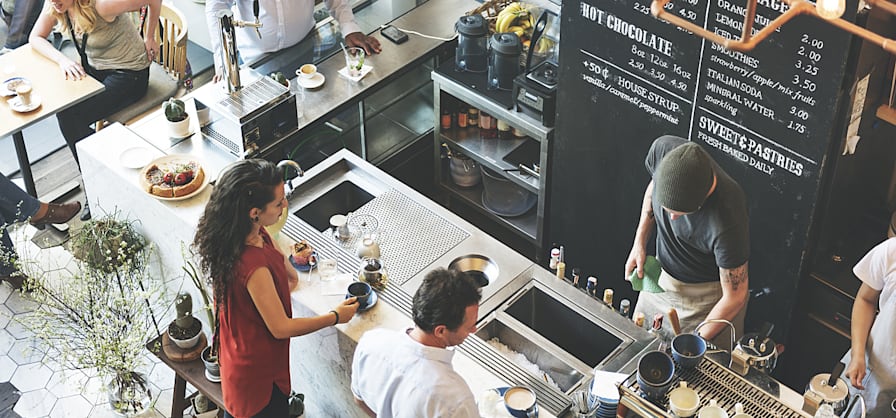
576,0 -> 848,180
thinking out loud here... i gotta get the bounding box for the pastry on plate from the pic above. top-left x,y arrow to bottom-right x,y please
143,160 -> 205,198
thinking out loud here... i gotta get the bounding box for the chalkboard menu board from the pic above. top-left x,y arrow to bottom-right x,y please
551,0 -> 855,334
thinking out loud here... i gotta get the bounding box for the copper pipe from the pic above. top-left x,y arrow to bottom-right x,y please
651,0 -> 896,54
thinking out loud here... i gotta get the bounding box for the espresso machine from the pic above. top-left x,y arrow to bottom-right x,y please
513,10 -> 560,126
192,9 -> 298,158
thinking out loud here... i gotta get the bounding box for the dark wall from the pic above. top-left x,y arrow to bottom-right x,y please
551,0 -> 856,338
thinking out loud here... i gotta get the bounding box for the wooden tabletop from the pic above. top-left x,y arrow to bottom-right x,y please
0,45 -> 104,138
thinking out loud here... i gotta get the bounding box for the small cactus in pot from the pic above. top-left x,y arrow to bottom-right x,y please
164,98 -> 187,122
163,98 -> 191,138
270,72 -> 290,88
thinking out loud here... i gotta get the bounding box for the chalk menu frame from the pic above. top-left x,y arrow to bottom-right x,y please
551,0 -> 856,334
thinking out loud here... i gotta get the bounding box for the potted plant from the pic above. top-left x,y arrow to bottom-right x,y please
12,211 -> 166,416
163,98 -> 191,138
269,71 -> 290,89
167,291 -> 203,349
183,255 -> 220,382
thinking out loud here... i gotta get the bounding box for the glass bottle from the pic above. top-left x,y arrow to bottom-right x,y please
480,112 -> 496,138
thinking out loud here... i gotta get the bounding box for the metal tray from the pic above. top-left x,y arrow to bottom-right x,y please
617,355 -> 809,418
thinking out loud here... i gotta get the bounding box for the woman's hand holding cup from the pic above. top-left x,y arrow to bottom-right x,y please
333,297 -> 359,323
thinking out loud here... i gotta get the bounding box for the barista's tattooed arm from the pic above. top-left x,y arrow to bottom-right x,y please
720,263 -> 749,292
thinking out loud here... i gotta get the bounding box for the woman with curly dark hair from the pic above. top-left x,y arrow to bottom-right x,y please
193,159 -> 358,418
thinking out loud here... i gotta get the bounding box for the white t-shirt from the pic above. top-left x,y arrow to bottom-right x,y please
846,237 -> 896,417
351,328 -> 480,418
205,0 -> 361,75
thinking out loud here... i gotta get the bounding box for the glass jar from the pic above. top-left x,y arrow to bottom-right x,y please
358,257 -> 388,291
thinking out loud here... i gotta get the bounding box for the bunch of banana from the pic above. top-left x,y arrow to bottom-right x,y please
495,2 -> 535,37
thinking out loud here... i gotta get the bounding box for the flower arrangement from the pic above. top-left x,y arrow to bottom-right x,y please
11,211 -> 165,415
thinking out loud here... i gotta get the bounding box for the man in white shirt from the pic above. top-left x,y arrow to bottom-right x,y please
351,268 -> 482,418
205,0 -> 381,81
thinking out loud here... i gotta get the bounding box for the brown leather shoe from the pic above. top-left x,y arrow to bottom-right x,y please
30,201 -> 82,227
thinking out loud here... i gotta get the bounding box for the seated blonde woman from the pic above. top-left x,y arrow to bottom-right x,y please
29,0 -> 160,220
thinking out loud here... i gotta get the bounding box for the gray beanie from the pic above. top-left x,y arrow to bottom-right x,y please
654,142 -> 713,213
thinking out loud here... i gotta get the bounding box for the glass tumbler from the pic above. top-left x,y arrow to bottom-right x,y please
345,47 -> 366,78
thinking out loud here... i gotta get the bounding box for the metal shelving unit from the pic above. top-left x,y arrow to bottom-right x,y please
432,69 -> 553,257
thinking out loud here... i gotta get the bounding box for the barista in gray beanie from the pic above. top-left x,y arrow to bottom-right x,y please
625,135 -> 750,349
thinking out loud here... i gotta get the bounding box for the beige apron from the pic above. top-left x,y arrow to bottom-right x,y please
633,270 -> 746,351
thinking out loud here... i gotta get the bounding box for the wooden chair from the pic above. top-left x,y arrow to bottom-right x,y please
97,2 -> 188,129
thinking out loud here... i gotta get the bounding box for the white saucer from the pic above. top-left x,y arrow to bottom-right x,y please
296,73 -> 325,89
338,64 -> 373,82
205,369 -> 221,383
2,77 -> 29,97
7,94 -> 40,113
119,147 -> 154,169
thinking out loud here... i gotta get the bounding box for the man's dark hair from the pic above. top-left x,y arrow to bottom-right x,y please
412,268 -> 482,333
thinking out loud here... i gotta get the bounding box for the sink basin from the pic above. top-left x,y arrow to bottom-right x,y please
292,180 -> 374,231
476,318 -> 585,392
505,286 -> 623,367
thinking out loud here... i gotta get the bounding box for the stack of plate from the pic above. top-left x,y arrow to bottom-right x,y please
590,371 -> 624,418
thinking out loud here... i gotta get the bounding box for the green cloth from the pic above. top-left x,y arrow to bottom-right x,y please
631,256 -> 664,293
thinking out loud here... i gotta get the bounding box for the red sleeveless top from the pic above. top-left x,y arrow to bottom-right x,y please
219,228 -> 292,417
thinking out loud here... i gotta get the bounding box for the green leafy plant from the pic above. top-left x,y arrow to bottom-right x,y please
163,98 -> 187,122
182,246 -> 218,361
11,211 -> 166,416
269,72 -> 289,87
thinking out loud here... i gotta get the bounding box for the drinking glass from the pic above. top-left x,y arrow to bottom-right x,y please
318,258 -> 338,281
345,47 -> 366,78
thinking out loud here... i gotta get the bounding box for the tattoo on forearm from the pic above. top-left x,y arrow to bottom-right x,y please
721,264 -> 748,292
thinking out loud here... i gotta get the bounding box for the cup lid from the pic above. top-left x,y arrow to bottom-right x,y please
456,15 -> 488,37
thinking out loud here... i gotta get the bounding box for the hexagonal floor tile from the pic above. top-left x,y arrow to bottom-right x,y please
0,304 -> 14,329
88,402 -> 116,418
49,394 -> 93,418
0,355 -> 18,381
10,362 -> 53,392
4,290 -> 38,314
14,388 -> 57,417
0,281 -> 13,303
5,317 -> 34,340
81,374 -> 108,405
147,362 -> 174,391
8,338 -> 46,365
0,330 -> 15,356
48,368 -> 89,398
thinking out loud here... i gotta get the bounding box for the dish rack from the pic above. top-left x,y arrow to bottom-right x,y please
617,355 -> 809,418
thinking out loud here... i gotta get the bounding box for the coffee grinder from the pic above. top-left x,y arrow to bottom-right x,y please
513,10 -> 559,126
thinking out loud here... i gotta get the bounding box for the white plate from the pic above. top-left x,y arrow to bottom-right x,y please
296,72 -> 325,89
119,147 -> 154,169
338,64 -> 373,82
7,94 -> 41,113
1,77 -> 29,97
141,154 -> 209,201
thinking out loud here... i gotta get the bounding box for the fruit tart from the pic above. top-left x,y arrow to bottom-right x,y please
143,160 -> 205,198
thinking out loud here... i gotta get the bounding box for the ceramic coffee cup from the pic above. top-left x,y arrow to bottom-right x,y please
298,63 -> 317,79
503,386 -> 537,418
636,350 -> 675,401
16,84 -> 32,106
731,402 -> 752,418
672,333 -> 707,369
347,281 -> 371,308
669,381 -> 700,417
698,399 -> 729,418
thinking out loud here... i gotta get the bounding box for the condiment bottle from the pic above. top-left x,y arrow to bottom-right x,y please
440,108 -> 452,130
571,267 -> 581,286
619,299 -> 631,317
512,127 -> 526,138
549,248 -> 560,269
468,107 -> 479,126
497,119 -> 512,139
586,276 -> 597,296
457,104 -> 468,128
634,312 -> 645,328
556,261 -> 566,280
603,288 -> 614,307
480,112 -> 496,138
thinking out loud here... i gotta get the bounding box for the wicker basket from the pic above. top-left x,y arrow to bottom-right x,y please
466,0 -> 517,34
